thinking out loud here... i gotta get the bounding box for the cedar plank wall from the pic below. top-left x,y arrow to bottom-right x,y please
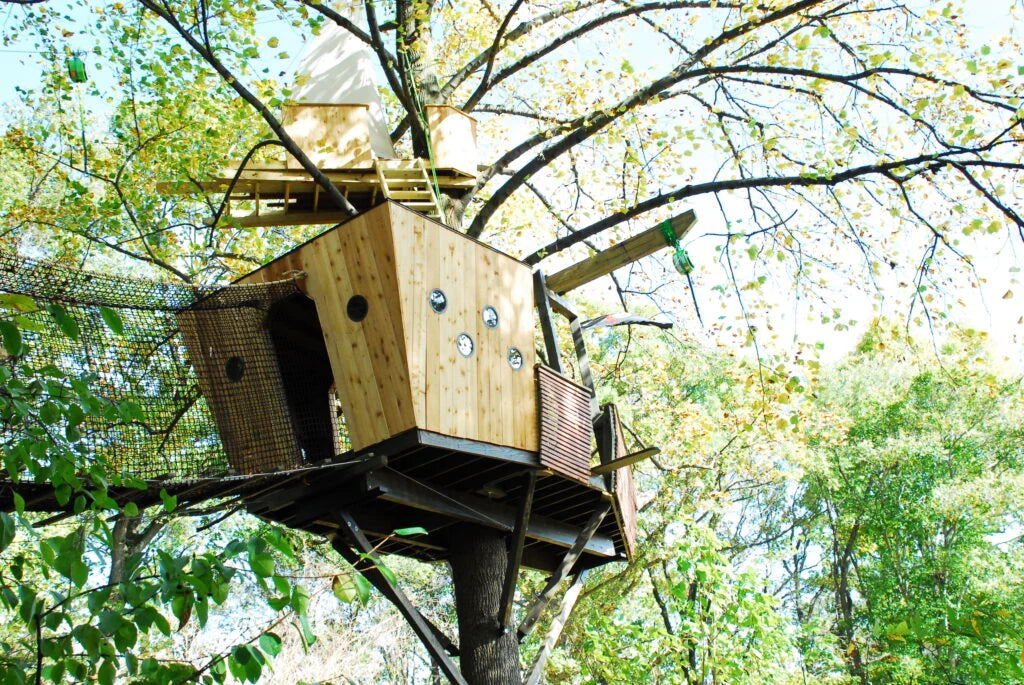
390,205 -> 538,451
238,202 -> 538,453
237,205 -> 416,450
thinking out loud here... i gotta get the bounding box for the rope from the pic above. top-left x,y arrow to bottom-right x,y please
402,50 -> 444,210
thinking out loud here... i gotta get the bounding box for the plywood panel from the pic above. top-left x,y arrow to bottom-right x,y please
390,208 -> 428,425
426,106 -> 478,177
341,213 -> 415,435
306,229 -> 389,449
283,104 -> 374,170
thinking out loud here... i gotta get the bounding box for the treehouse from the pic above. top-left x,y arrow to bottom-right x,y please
176,199 -> 655,572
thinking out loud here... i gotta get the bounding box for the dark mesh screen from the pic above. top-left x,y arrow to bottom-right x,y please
0,250 -> 346,480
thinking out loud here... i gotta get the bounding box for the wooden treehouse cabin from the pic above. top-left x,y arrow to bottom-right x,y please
170,192 -> 695,682
21,94 -> 697,682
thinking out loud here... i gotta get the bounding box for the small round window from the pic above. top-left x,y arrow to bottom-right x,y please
225,356 -> 245,382
482,306 -> 499,329
507,347 -> 524,370
346,295 -> 368,322
456,332 -> 475,358
429,288 -> 448,313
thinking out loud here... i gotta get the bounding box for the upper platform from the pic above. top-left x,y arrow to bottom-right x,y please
158,104 -> 478,227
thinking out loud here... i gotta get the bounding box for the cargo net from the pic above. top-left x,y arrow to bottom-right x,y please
0,250 -> 348,481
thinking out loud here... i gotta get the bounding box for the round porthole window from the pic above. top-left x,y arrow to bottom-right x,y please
456,332 -> 475,358
482,305 -> 499,329
507,347 -> 524,370
429,288 -> 448,313
225,356 -> 245,382
346,294 -> 369,322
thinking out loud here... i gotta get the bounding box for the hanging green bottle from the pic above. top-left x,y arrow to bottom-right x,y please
66,55 -> 87,83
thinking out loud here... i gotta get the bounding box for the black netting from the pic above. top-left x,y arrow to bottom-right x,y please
0,250 -> 347,480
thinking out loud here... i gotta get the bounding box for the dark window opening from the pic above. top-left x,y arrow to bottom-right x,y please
266,293 -> 339,464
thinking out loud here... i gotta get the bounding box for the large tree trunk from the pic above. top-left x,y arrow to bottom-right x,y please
448,524 -> 520,685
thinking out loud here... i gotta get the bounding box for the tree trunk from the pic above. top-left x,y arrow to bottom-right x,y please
448,524 -> 520,685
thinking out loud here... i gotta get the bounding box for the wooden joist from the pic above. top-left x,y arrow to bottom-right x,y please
591,447 -> 660,475
332,511 -> 466,684
544,210 -> 697,294
362,469 -> 616,558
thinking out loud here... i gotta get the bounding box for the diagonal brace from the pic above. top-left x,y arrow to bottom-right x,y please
522,569 -> 589,685
332,510 -> 467,685
517,500 -> 611,641
498,470 -> 536,633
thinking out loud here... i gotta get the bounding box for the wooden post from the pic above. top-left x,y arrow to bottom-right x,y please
498,470 -> 536,632
534,271 -> 563,373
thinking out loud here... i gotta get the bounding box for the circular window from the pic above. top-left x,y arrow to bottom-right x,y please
429,288 -> 448,313
346,295 -> 369,322
482,306 -> 499,329
225,356 -> 245,382
507,347 -> 524,370
456,332 -> 475,358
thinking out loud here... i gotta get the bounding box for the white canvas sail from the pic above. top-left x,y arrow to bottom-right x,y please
291,11 -> 395,159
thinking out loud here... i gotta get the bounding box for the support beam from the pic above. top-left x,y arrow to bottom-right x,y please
498,471 -> 536,631
534,271 -> 563,373
332,511 -> 467,684
518,501 -> 612,640
590,447 -> 661,475
363,470 -> 616,558
522,570 -> 589,685
544,210 -> 697,294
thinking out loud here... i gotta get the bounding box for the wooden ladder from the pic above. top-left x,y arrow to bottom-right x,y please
375,159 -> 443,220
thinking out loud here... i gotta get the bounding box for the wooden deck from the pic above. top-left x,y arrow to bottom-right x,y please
0,427 -> 629,573
157,160 -> 476,228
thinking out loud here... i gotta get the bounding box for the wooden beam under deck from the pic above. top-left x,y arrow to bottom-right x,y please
363,469 -> 617,558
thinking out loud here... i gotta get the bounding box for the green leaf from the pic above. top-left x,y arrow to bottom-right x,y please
159,488 -> 177,512
0,320 -> 22,356
291,584 -> 311,615
377,562 -> 397,586
259,632 -> 282,657
966,60 -> 978,74
123,501 -> 139,517
47,304 -> 80,340
249,553 -> 275,578
99,307 -> 124,335
332,574 -> 356,603
393,526 -> 428,536
0,512 -> 15,553
353,572 -> 371,605
98,658 -> 116,685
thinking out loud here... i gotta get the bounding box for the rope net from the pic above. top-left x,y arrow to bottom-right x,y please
0,250 -> 348,481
